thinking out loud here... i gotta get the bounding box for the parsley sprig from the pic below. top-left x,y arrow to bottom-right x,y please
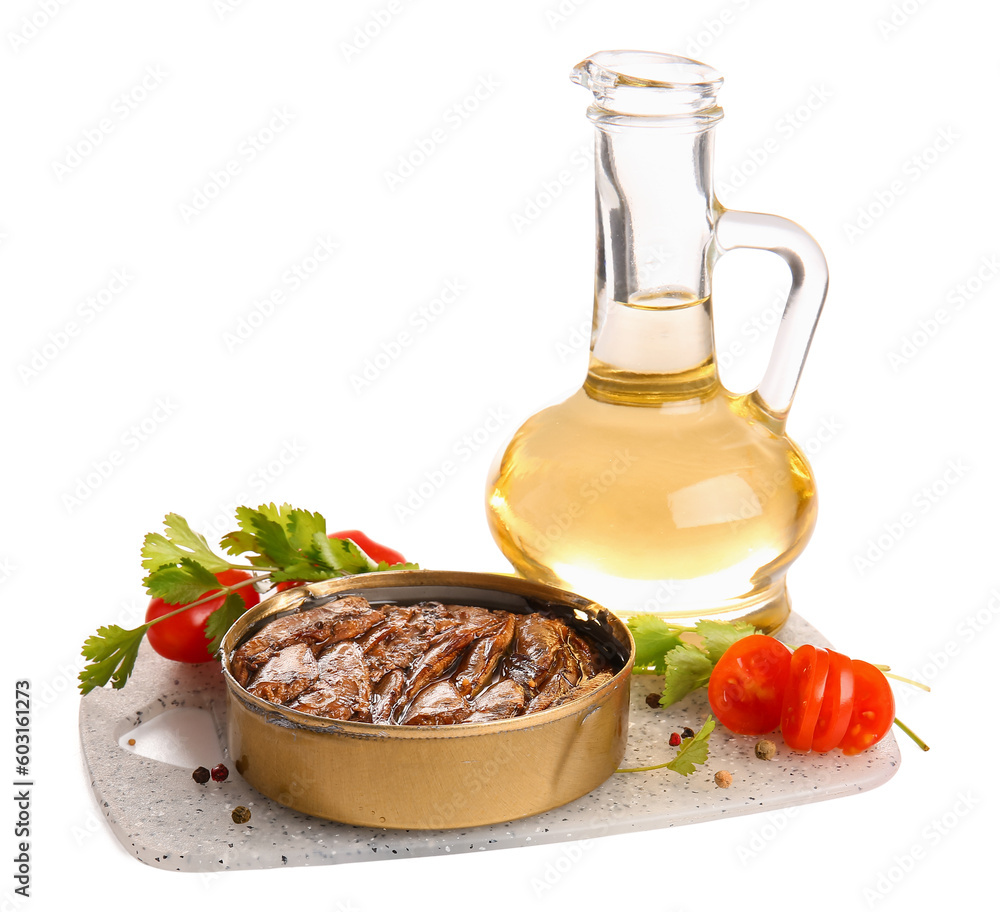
628,616 -> 758,706
618,716 -> 716,776
78,504 -> 417,694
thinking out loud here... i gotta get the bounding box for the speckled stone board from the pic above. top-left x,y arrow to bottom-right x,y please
78,611 -> 900,872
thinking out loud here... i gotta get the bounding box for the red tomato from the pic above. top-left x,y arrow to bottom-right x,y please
707,635 -> 792,735
275,530 -> 407,592
839,659 -> 895,756
780,645 -> 831,751
710,637 -> 897,756
810,649 -> 855,752
145,568 -> 259,663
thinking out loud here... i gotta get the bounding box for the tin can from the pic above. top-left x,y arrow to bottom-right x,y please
220,570 -> 634,829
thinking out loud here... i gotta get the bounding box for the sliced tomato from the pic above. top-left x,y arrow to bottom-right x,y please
707,634 -> 792,735
780,645 -> 831,752
810,649 -> 855,752
839,659 -> 895,755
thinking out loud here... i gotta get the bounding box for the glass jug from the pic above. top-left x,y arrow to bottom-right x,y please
486,51 -> 829,632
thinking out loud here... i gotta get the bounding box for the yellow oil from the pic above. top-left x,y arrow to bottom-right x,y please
486,295 -> 817,631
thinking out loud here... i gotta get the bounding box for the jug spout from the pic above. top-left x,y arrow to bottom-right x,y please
571,50 -> 724,119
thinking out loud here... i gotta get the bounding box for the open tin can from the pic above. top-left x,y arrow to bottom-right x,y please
220,570 -> 634,829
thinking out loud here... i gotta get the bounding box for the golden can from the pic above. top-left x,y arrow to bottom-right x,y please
221,570 -> 634,829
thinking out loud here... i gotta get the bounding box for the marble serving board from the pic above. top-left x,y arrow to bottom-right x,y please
78,611 -> 899,872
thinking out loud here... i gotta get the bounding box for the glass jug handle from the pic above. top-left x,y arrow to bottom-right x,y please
714,209 -> 829,428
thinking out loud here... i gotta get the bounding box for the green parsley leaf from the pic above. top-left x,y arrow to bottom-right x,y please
325,534 -> 378,574
665,716 -> 715,776
145,557 -> 221,603
141,514 -> 233,574
79,624 -> 149,694
659,644 -> 715,707
204,592 -> 248,656
695,619 -> 758,664
285,508 -> 328,552
375,560 -> 419,571
233,506 -> 301,568
628,616 -> 685,674
248,502 -> 288,524
218,529 -> 258,558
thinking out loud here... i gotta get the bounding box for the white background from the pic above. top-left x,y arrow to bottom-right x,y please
3,0 -> 997,909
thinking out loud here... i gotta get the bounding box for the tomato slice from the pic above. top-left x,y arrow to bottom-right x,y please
707,635 -> 792,735
781,645 -> 831,752
839,659 -> 895,755
810,649 -> 855,752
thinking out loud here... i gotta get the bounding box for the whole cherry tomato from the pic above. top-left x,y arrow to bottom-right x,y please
145,568 -> 260,663
275,530 -> 407,591
839,659 -> 895,755
707,635 -> 792,735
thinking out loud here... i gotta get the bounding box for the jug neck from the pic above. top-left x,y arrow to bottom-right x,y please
573,52 -> 724,405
